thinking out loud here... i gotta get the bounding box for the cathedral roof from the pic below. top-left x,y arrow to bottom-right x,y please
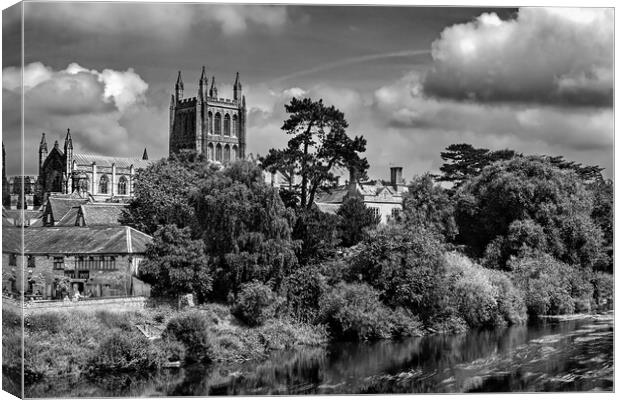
72,153 -> 151,169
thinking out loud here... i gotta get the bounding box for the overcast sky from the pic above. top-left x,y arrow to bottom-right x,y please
2,2 -> 613,181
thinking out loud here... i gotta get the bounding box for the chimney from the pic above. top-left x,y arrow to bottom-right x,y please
390,166 -> 403,187
348,166 -> 358,196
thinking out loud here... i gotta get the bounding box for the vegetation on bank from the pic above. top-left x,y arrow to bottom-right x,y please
9,98 -> 612,385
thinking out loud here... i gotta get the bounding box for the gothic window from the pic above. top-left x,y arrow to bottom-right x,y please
208,111 -> 213,134
232,115 -> 239,137
207,143 -> 214,160
224,114 -> 231,136
216,144 -> 222,162
232,145 -> 238,161
51,174 -> 62,192
99,175 -> 109,194
214,113 -> 222,135
118,177 -> 127,195
224,145 -> 231,162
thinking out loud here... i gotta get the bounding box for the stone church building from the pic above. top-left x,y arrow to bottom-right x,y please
35,130 -> 149,205
169,67 -> 247,161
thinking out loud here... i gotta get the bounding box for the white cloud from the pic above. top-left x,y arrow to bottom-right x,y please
24,3 -> 288,39
424,7 -> 613,106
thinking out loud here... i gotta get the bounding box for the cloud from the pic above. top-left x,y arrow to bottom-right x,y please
423,8 -> 613,106
24,3 -> 288,39
2,62 -> 166,175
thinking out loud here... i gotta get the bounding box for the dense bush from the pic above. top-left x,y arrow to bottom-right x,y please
88,331 -> 162,373
347,225 -> 448,321
444,252 -> 526,327
232,281 -> 278,327
163,312 -> 213,363
293,207 -> 341,264
282,265 -> 328,323
591,272 -> 613,311
317,283 -> 419,341
94,310 -> 134,331
510,253 -> 580,316
24,312 -> 63,334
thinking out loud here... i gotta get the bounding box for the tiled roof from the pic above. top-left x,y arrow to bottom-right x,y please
56,206 -> 80,226
79,203 -> 127,226
72,153 -> 150,169
315,203 -> 341,215
48,197 -> 89,222
314,187 -> 349,204
2,226 -> 152,255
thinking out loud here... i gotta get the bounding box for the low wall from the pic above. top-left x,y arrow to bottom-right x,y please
2,295 -> 148,314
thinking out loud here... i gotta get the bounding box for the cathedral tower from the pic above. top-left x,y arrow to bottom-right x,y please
169,67 -> 246,162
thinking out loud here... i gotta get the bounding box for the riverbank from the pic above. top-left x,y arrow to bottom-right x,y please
21,310 -> 614,397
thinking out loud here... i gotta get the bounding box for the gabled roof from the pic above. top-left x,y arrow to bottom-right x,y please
2,226 -> 152,255
56,206 -> 80,226
47,197 -> 89,223
78,203 -> 127,226
72,153 -> 150,169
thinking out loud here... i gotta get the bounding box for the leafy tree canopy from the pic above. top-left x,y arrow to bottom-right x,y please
336,195 -> 380,247
262,97 -> 369,210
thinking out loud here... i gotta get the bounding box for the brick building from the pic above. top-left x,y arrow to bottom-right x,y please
2,226 -> 152,299
169,67 -> 247,161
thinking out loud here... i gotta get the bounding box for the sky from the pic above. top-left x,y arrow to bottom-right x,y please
1,2 -> 614,182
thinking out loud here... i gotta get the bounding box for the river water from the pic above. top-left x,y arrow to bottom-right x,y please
27,312 -> 613,397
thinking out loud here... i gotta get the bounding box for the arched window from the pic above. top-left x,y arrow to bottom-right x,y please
118,177 -> 127,195
215,144 -> 222,162
232,115 -> 239,137
224,145 -> 231,162
208,111 -> 213,134
224,114 -> 231,136
232,145 -> 238,161
207,143 -> 214,160
99,175 -> 109,194
214,113 -> 222,135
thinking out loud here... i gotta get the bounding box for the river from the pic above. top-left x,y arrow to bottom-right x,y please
26,312 -> 613,397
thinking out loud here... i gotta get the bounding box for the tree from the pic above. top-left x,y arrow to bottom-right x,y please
292,206 -> 341,264
336,195 -> 380,247
436,143 -> 517,187
262,97 -> 369,210
589,178 -> 613,273
455,156 -> 608,270
121,152 -> 215,235
401,174 -> 458,240
192,160 -> 299,299
140,224 -> 213,301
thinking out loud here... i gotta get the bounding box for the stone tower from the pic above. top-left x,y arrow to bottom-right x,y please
169,67 -> 247,162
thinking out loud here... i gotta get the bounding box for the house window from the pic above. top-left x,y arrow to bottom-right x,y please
369,207 -> 380,220
27,256 -> 36,268
9,254 -> 17,266
99,175 -> 109,194
53,257 -> 64,270
76,256 -> 86,269
214,113 -> 222,135
118,177 -> 127,195
391,208 -> 401,219
224,114 -> 231,136
232,115 -> 239,137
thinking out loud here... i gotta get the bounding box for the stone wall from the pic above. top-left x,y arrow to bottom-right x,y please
3,295 -> 148,315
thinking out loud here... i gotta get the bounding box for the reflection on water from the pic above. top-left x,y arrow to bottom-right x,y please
26,312 -> 613,397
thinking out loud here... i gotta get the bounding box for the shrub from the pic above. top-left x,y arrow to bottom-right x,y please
282,265 -> 328,323
347,225 -> 447,320
591,272 -> 613,311
386,307 -> 424,337
95,310 -> 134,331
163,312 -> 213,363
24,312 -> 63,334
159,338 -> 186,362
232,281 -> 277,327
510,253 -> 578,316
444,252 -> 527,327
317,283 -> 394,341
88,331 -> 162,373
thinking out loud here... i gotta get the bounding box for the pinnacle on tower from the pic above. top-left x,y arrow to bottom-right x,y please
175,70 -> 184,100
198,66 -> 208,100
39,132 -> 48,151
233,72 -> 242,100
210,76 -> 218,98
54,140 -> 59,149
64,128 -> 73,150
142,147 -> 149,160
200,66 -> 208,83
